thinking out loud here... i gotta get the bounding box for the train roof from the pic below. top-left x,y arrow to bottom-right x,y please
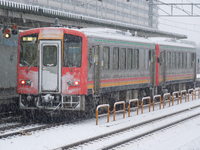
79,28 -> 195,49
150,37 -> 195,49
21,27 -> 195,50
78,28 -> 155,45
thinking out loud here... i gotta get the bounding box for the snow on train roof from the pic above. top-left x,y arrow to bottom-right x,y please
149,37 -> 195,49
78,28 -> 154,45
78,28 -> 195,49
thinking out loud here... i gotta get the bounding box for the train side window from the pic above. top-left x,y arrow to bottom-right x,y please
175,52 -> 177,69
184,52 -> 187,68
113,47 -> 119,70
127,48 -> 133,70
64,34 -> 82,67
167,51 -> 171,69
119,48 -> 126,70
186,52 -> 189,68
103,46 -> 110,70
191,53 -> 195,67
134,49 -> 139,69
178,52 -> 181,69
181,52 -> 184,69
143,49 -> 147,69
171,52 -> 174,69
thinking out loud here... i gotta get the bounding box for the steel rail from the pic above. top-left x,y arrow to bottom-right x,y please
0,123 -> 47,139
0,116 -> 85,139
57,104 -> 200,150
103,112 -> 200,150
0,116 -> 22,124
0,123 -> 29,132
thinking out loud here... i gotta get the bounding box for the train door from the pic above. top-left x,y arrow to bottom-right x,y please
160,50 -> 166,84
160,50 -> 167,84
149,49 -> 155,86
93,45 -> 101,95
39,40 -> 61,93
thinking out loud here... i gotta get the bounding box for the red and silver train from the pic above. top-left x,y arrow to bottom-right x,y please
17,27 -> 196,113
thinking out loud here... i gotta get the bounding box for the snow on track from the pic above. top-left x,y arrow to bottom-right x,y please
0,100 -> 200,150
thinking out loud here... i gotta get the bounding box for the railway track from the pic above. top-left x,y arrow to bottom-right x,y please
0,115 -> 22,124
55,104 -> 200,150
0,123 -> 49,139
0,116 -> 85,139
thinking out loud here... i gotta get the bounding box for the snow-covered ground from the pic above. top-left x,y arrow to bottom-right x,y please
0,100 -> 200,150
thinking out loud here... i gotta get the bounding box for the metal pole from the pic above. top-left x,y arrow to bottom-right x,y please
148,0 -> 153,27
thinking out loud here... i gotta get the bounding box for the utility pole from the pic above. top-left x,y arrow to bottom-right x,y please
148,0 -> 154,27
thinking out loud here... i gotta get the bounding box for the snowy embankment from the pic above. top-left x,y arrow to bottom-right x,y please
0,100 -> 200,150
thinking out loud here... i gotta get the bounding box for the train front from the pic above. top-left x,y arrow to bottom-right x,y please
17,27 -> 88,111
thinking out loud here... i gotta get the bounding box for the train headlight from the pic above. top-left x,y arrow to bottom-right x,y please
20,80 -> 32,86
74,81 -> 79,86
2,27 -> 11,39
20,80 -> 26,85
67,80 -> 80,86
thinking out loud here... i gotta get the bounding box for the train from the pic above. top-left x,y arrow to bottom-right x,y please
17,27 -> 198,116
0,32 -> 18,112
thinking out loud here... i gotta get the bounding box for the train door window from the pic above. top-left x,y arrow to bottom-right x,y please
113,47 -> 119,70
148,50 -> 152,62
120,48 -> 126,70
43,46 -> 57,67
64,34 -> 82,67
103,46 -> 110,70
20,34 -> 38,67
88,47 -> 93,69
127,48 -> 133,70
167,52 -> 170,69
160,51 -> 163,66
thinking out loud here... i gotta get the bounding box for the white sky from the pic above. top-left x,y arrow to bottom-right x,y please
158,0 -> 200,45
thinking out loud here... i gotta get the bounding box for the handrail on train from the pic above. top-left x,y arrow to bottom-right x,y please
113,101 -> 126,121
153,95 -> 162,110
95,104 -> 110,125
128,99 -> 139,117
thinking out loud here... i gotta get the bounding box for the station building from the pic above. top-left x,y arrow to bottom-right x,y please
9,0 -> 158,29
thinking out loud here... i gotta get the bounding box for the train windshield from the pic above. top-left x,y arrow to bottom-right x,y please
20,34 -> 38,67
64,34 -> 82,67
